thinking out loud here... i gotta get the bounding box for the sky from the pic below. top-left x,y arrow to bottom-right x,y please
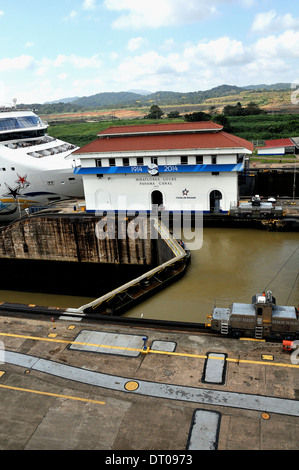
0,0 -> 299,104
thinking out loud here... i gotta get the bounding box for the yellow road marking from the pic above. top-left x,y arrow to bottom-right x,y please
240,337 -> 265,342
261,354 -> 274,361
1,331 -> 298,369
0,383 -> 105,405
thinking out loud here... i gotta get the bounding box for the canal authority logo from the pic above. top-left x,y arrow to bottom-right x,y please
147,163 -> 159,176
176,188 -> 196,200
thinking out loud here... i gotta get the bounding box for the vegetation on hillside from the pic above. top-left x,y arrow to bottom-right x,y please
47,113 -> 299,148
223,101 -> 265,116
17,82 -> 296,116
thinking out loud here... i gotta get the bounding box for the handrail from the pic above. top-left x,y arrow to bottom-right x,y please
77,218 -> 187,313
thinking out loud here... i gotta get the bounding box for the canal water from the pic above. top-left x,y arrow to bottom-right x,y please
0,227 -> 298,323
125,227 -> 299,322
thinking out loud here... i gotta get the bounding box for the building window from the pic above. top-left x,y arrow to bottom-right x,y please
211,156 -> 217,164
196,156 -> 203,165
123,157 -> 130,166
96,159 -> 102,167
151,157 -> 158,165
137,157 -> 144,166
181,156 -> 188,165
110,158 -> 116,167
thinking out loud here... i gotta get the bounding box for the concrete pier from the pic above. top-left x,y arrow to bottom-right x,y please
0,313 -> 298,451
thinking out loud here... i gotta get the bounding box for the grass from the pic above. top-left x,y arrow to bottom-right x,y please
47,118 -> 185,146
251,158 -> 297,163
47,113 -> 299,147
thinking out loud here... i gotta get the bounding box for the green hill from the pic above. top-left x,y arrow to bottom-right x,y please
20,83 -> 297,117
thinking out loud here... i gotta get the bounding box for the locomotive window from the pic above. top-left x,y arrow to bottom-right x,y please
257,307 -> 263,315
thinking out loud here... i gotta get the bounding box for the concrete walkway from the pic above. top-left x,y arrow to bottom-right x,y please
5,350 -> 299,418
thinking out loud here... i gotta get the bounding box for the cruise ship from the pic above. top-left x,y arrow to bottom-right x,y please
0,108 -> 83,221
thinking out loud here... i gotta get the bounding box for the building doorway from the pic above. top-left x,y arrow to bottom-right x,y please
210,190 -> 222,213
151,190 -> 164,210
95,189 -> 111,210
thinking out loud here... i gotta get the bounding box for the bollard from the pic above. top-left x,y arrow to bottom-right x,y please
142,337 -> 149,354
51,317 -> 56,329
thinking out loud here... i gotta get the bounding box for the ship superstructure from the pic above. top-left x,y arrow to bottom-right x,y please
0,108 -> 83,221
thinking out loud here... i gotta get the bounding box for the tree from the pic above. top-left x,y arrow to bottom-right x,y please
208,105 -> 218,115
145,104 -> 164,119
244,101 -> 265,115
223,101 -> 264,116
212,114 -> 232,132
167,110 -> 180,118
184,111 -> 211,122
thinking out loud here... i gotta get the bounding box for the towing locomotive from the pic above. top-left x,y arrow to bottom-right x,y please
208,290 -> 299,340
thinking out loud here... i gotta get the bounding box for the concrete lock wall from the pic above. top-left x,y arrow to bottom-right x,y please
0,214 -> 155,266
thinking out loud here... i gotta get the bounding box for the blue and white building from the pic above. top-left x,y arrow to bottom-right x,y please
70,121 -> 253,214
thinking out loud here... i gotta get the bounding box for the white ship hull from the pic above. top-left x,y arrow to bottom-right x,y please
0,110 -> 83,221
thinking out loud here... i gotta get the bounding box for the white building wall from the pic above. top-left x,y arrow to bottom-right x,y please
83,172 -> 237,213
257,147 -> 285,155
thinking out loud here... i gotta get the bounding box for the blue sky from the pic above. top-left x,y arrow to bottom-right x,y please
0,0 -> 299,104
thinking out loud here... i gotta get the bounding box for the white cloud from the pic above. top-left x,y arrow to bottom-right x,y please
107,29 -> 298,92
58,73 -> 68,80
83,0 -> 97,10
64,10 -> 79,21
251,10 -> 299,34
0,11 -> 4,17
109,52 -> 119,60
0,55 -> 35,72
162,38 -> 175,49
127,37 -> 147,51
70,78 -> 106,96
184,37 -> 248,66
70,54 -> 103,68
253,31 -> 299,59
24,42 -> 34,48
104,0 -> 220,30
116,51 -> 165,82
103,0 -> 257,30
38,53 -> 103,71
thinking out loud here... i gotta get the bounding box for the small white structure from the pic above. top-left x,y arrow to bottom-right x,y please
70,121 -> 253,214
257,138 -> 296,156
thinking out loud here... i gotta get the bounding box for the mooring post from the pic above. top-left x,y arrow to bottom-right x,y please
142,336 -> 149,353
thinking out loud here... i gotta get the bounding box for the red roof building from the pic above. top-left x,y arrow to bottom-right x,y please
264,138 -> 295,148
257,138 -> 296,155
75,121 -> 253,155
71,121 -> 253,214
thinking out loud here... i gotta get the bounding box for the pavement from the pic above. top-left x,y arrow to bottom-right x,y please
0,313 -> 298,452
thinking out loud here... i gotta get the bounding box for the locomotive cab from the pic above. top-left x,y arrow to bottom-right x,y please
252,291 -> 276,337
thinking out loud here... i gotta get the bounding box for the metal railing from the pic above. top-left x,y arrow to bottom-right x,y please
77,218 -> 188,313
